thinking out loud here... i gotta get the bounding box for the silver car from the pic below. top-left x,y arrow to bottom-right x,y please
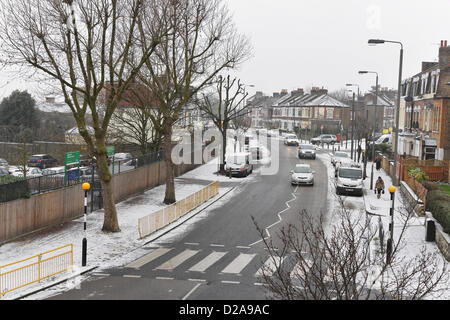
290,164 -> 315,186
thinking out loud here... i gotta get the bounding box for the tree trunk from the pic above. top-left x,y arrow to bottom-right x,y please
96,149 -> 120,233
220,129 -> 227,173
163,121 -> 176,204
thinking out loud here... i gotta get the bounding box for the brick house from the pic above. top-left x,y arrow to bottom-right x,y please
398,41 -> 450,161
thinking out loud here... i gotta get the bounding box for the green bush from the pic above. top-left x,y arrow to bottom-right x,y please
426,190 -> 450,234
0,175 -> 30,203
422,181 -> 440,192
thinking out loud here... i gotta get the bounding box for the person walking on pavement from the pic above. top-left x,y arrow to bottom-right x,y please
375,155 -> 382,171
375,176 -> 385,199
357,144 -> 362,163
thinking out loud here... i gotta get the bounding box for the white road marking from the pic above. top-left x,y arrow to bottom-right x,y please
255,256 -> 285,277
221,253 -> 256,274
182,283 -> 202,300
185,242 -> 199,246
221,280 -> 240,284
210,244 -> 225,247
248,186 -> 299,247
188,251 -> 227,272
155,249 -> 199,270
236,246 -> 251,249
156,276 -> 175,280
188,278 -> 206,282
123,275 -> 141,278
126,248 -> 172,269
92,273 -> 110,277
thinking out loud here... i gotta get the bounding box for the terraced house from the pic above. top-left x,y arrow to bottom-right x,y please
398,40 -> 450,161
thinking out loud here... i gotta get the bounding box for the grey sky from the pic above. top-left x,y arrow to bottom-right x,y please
1,0 -> 449,101
227,0 -> 450,97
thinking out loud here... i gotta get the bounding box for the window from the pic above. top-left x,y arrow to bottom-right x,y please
326,108 -> 334,119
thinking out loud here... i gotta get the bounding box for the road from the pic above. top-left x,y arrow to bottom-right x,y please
46,141 -> 330,300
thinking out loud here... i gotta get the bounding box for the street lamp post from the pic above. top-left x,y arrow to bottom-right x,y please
368,39 -> 403,186
359,71 -> 379,190
346,84 -> 360,160
386,185 -> 396,265
82,182 -> 90,267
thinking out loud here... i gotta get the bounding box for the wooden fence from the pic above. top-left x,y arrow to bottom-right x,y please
398,158 -> 448,182
138,181 -> 219,239
0,156 -> 203,245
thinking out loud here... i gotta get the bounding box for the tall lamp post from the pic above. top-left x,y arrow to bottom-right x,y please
359,70 -> 379,190
346,83 -> 360,161
368,39 -> 403,186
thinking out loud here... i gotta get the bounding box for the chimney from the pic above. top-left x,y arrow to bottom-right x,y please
439,40 -> 450,66
310,87 -> 328,96
273,92 -> 280,98
280,89 -> 288,96
291,88 -> 304,96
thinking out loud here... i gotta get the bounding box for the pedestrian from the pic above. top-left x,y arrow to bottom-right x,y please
375,155 -> 381,171
375,176 -> 385,199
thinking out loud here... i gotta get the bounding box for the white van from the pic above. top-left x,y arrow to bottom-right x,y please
335,163 -> 363,196
225,152 -> 253,177
375,134 -> 392,145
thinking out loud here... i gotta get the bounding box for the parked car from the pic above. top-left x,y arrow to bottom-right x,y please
0,167 -> 10,177
27,154 -> 57,169
225,152 -> 253,177
311,134 -> 337,145
335,163 -> 363,196
290,164 -> 315,186
42,166 -> 66,176
298,144 -> 316,159
331,151 -> 351,167
367,133 -> 383,142
11,167 -> 43,178
284,134 -> 299,146
0,158 -> 9,171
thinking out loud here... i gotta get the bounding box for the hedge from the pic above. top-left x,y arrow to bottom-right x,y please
0,176 -> 30,203
426,190 -> 450,234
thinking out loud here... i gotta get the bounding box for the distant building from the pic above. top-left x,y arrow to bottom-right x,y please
398,40 -> 450,161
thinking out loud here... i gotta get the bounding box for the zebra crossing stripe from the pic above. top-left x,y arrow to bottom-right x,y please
155,249 -> 199,270
221,253 -> 256,274
255,256 -> 285,277
126,248 -> 172,269
188,251 -> 227,272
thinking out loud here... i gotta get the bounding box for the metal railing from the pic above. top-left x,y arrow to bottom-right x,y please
0,244 -> 73,298
0,150 -> 165,202
138,181 -> 219,239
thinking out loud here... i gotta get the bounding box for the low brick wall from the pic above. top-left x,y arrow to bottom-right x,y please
425,212 -> 450,261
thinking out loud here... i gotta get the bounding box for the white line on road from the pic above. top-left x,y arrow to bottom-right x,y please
185,242 -> 200,246
155,249 -> 199,270
92,273 -> 110,277
123,275 -> 142,278
221,253 -> 256,274
221,280 -> 240,284
156,276 -> 175,280
210,244 -> 225,247
188,278 -> 207,282
236,246 -> 251,249
188,251 -> 227,273
182,283 -> 202,300
126,248 -> 172,269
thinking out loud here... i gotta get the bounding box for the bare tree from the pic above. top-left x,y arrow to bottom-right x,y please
0,0 -> 161,232
196,75 -> 248,173
254,188 -> 448,300
135,0 -> 252,204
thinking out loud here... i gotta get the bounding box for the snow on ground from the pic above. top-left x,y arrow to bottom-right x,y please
317,150 -> 449,299
0,136 -> 268,300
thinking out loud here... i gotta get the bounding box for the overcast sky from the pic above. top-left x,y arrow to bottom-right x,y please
1,0 -> 449,101
226,0 -> 450,97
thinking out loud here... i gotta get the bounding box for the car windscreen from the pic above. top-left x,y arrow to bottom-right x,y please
339,168 -> 362,179
226,155 -> 246,165
286,135 -> 297,139
294,166 -> 311,173
335,152 -> 348,158
30,156 -> 43,160
300,145 -> 314,150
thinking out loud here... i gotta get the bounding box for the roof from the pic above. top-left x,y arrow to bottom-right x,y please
295,163 -> 311,167
365,92 -> 395,107
274,93 -> 349,108
65,126 -> 94,135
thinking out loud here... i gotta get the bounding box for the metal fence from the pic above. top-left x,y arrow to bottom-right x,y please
0,244 -> 73,298
0,150 -> 165,204
138,181 -> 219,239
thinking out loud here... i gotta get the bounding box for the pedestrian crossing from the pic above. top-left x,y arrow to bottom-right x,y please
124,246 -> 307,282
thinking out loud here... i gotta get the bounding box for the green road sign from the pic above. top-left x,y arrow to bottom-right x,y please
106,146 -> 115,156
65,151 -> 80,165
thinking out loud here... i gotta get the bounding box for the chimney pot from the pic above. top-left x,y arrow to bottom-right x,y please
441,40 -> 444,47
445,40 -> 448,47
